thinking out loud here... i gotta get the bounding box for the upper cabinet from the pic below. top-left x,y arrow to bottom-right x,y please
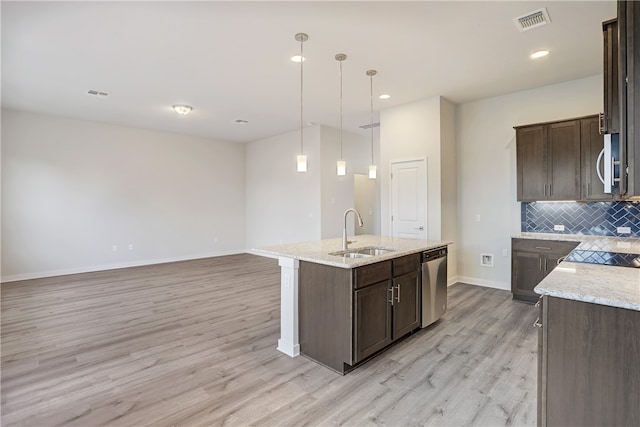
611,1 -> 640,198
603,18 -> 620,134
516,118 -> 582,202
516,115 -> 616,202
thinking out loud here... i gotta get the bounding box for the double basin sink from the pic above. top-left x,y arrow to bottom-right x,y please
329,246 -> 396,259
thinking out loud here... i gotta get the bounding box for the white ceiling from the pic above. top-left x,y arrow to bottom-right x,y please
1,1 -> 617,143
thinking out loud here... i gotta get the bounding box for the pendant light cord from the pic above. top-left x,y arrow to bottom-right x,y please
300,39 -> 304,155
370,73 -> 374,164
339,59 -> 343,160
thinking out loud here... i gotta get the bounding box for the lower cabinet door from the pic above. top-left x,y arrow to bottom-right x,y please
354,280 -> 393,363
392,271 -> 420,339
512,251 -> 542,302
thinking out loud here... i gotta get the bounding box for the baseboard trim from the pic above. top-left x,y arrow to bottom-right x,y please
1,250 -> 246,283
454,276 -> 510,291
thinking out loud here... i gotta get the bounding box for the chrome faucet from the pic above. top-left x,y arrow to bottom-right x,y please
343,208 -> 364,250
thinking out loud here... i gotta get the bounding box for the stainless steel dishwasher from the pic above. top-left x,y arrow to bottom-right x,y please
421,247 -> 448,328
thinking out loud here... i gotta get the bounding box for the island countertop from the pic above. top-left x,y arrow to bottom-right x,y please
253,235 -> 451,268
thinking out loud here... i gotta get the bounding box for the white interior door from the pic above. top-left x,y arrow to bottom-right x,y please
391,159 -> 427,239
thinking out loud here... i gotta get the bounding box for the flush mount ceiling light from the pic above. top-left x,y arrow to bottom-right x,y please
531,50 -> 550,59
379,94 -> 391,100
336,53 -> 347,176
295,32 -> 309,172
172,104 -> 193,115
367,69 -> 377,180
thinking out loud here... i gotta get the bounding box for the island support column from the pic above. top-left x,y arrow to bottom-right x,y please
277,257 -> 300,357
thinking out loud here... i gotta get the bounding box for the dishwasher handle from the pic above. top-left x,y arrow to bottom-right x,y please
423,247 -> 447,261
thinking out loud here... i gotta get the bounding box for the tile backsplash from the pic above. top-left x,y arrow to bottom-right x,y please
522,201 -> 640,237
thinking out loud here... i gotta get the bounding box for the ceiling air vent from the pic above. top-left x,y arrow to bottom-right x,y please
87,90 -> 109,97
359,122 -> 380,130
513,7 -> 551,32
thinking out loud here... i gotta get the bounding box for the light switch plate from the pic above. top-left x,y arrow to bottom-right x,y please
617,226 -> 631,234
554,224 -> 565,231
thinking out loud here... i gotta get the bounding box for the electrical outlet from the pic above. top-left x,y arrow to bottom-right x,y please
128,243 -> 134,251
617,226 -> 631,234
112,244 -> 118,252
475,214 -> 481,222
214,237 -> 219,244
502,248 -> 508,257
554,224 -> 565,231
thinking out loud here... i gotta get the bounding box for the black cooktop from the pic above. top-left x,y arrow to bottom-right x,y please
565,250 -> 640,268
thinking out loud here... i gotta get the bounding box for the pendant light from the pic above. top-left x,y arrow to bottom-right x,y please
335,53 -> 347,176
295,33 -> 309,172
366,70 -> 377,179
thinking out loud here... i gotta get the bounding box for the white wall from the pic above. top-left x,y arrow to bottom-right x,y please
245,125 -> 322,249
456,75 -> 603,290
320,125 -> 371,239
1,109 -> 246,281
380,97 -> 442,239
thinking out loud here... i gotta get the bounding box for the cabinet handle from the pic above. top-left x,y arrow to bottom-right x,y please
535,246 -> 552,250
549,184 -> 552,196
388,287 -> 394,306
533,317 -> 543,328
543,184 -> 547,196
539,258 -> 542,271
395,284 -> 401,303
557,256 -> 566,266
598,112 -> 605,134
535,295 -> 543,308
544,258 -> 548,271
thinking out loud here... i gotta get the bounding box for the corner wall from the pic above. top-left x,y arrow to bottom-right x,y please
455,75 -> 603,290
1,109 -> 246,281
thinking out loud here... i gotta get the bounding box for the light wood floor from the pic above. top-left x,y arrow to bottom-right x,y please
2,254 -> 538,426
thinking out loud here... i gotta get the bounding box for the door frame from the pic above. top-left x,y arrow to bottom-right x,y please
389,157 -> 428,239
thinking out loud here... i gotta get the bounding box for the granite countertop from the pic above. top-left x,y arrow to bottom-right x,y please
253,235 -> 451,269
517,232 -> 640,311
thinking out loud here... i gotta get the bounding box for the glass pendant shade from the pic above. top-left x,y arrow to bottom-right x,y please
337,160 -> 346,176
297,155 -> 308,172
368,165 -> 377,179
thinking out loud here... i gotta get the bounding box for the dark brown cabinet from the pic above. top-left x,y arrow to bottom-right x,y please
603,18 -> 620,134
537,295 -> 640,426
511,239 -> 578,303
613,1 -> 640,198
516,119 -> 581,201
299,253 -> 421,374
516,115 -> 619,202
516,125 -> 547,200
354,254 -> 421,364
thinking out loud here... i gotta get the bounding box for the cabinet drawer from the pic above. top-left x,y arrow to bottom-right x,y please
512,238 -> 578,255
354,261 -> 392,289
392,253 -> 421,277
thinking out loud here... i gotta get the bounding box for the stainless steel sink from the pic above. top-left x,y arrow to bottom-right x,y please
353,246 -> 395,256
328,246 -> 395,258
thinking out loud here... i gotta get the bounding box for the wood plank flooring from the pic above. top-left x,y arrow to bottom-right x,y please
1,254 -> 538,426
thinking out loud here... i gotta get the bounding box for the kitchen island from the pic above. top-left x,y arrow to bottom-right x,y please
534,247 -> 640,426
254,235 -> 451,373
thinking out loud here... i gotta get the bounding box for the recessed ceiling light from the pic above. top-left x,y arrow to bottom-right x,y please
530,50 -> 549,59
379,94 -> 391,100
172,104 -> 193,115
290,55 -> 306,63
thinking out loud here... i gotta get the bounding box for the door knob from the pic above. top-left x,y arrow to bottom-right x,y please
415,226 -> 424,230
